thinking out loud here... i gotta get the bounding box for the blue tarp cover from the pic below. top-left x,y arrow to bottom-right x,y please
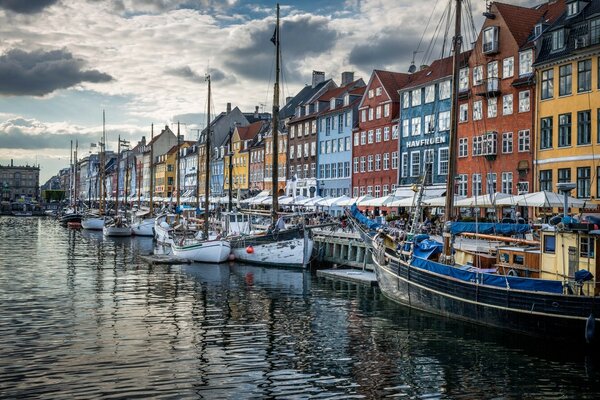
350,204 -> 381,231
411,257 -> 563,294
413,239 -> 443,259
451,222 -> 531,235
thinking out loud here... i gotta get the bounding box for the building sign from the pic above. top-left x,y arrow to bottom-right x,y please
406,135 -> 447,148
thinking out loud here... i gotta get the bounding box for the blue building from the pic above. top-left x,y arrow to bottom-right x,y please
316,76 -> 365,198
397,55 -> 467,193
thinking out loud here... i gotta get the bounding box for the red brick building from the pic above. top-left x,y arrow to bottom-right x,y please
352,70 -> 410,198
456,1 -> 564,207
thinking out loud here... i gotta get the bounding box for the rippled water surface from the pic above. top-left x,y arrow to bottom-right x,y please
1,217 -> 600,399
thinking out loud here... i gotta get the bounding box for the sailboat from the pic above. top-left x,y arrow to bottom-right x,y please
171,74 -> 231,263
59,140 -> 84,226
103,135 -> 132,237
82,110 -> 108,230
349,0 -> 600,348
226,4 -> 313,268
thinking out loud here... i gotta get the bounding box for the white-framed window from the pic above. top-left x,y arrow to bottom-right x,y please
361,109 -> 367,122
486,172 -> 497,194
438,111 -> 450,131
354,132 -> 359,146
424,114 -> 435,134
459,67 -> 469,91
438,147 -> 449,175
517,181 -> 529,194
383,153 -> 390,170
459,103 -> 469,122
412,117 -> 421,136
503,94 -> 513,115
296,144 -> 301,159
391,151 -> 398,170
402,92 -> 410,108
345,136 -> 351,151
472,173 -> 482,196
410,151 -> 421,177
368,108 -> 374,121
383,126 -> 390,141
360,186 -> 365,196
304,142 -> 309,157
503,57 -> 514,78
360,131 -> 366,145
439,80 -> 451,99
374,185 -> 381,198
383,184 -> 389,196
425,85 -> 435,103
311,141 -> 316,156
360,156 -> 365,172
368,89 -> 374,98
567,0 -> 579,16
383,103 -> 390,117
367,155 -> 373,171
400,153 -> 407,176
411,89 -> 421,106
330,98 -> 336,110
483,26 -> 499,53
488,97 -> 497,118
392,125 -> 399,139
353,157 -> 358,173
353,187 -> 359,197
501,172 -> 513,194
326,140 -> 331,154
376,105 -> 382,119
402,119 -> 410,137
457,174 -> 468,196
488,60 -> 499,79
518,129 -> 530,152
519,49 -> 533,76
473,65 -> 484,85
473,100 -> 483,121
502,132 -> 513,153
459,137 -> 468,157
519,90 -> 530,112
367,186 -> 373,195
375,128 -> 382,142
290,145 -> 295,159
376,87 -> 382,96
368,130 -> 374,143
375,154 -> 381,171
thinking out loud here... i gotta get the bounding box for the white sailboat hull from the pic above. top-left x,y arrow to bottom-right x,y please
82,217 -> 105,230
172,239 -> 231,263
232,236 -> 313,268
154,221 -> 173,245
103,226 -> 132,237
132,218 -> 154,236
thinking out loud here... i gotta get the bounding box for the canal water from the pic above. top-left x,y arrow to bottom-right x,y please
1,217 -> 599,399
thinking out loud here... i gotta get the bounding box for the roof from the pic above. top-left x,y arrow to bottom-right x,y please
400,51 -> 471,91
317,79 -> 365,101
237,120 -> 267,141
373,69 -> 411,99
495,2 -> 546,47
279,79 -> 335,119
148,125 -> 176,146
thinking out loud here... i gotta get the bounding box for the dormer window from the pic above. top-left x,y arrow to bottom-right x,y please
344,94 -> 350,106
483,26 -> 499,54
534,23 -> 543,38
296,106 -> 301,117
305,104 -> 310,114
551,29 -> 565,51
375,87 -> 382,96
567,1 -> 579,17
368,89 -> 374,98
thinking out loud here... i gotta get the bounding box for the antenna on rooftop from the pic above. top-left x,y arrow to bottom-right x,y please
408,50 -> 422,73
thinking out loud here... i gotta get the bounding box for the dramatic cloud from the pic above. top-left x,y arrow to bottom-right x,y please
166,66 -> 227,83
0,0 -> 58,14
349,30 -> 423,72
0,49 -> 113,96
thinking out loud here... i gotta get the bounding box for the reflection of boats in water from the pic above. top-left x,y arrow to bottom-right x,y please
178,263 -> 232,285
230,264 -> 311,295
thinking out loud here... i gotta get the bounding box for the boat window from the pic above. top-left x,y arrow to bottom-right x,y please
499,252 -> 509,263
543,235 -> 556,254
229,215 -> 236,222
580,237 -> 595,258
513,255 -> 524,265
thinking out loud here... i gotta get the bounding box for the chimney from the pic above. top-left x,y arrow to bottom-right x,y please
226,102 -> 232,113
11,159 -> 13,167
254,106 -> 259,118
341,71 -> 354,86
312,70 -> 325,88
285,96 -> 293,105
141,136 -> 146,146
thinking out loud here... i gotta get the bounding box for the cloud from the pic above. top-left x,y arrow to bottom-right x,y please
348,30 -> 420,72
165,65 -> 227,83
0,49 -> 114,96
0,0 -> 58,14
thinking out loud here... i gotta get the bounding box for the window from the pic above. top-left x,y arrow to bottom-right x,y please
400,153 -> 407,176
541,69 -> 554,99
374,185 -> 381,198
425,85 -> 435,103
567,0 -> 579,16
410,152 -> 421,177
457,174 -> 468,196
353,187 -> 359,197
558,168 -> 571,183
375,128 -> 382,142
502,132 -> 513,154
486,172 -> 497,193
383,185 -> 389,196
503,94 -> 513,115
296,144 -> 301,159
501,172 -> 513,194
360,131 -> 366,145
519,49 -> 533,76
367,186 -> 373,195
473,65 -> 483,85
518,130 -> 530,152
439,147 -> 449,175
439,80 -> 451,99
359,186 -> 365,196
459,103 -> 469,122
459,67 -> 469,91
354,132 -> 359,146
345,136 -> 351,151
392,125 -> 399,139
473,100 -> 482,120
411,89 -> 421,106
411,117 -> 421,136
368,108 -> 374,121
517,181 -> 529,194
488,60 -> 499,79
383,153 -> 390,170
290,145 -> 295,159
375,154 -> 381,171
438,111 -> 450,131
519,91 -> 530,112
577,167 -> 591,198
488,98 -> 497,118
368,130 -> 374,143
360,156 -> 365,172
368,89 -> 374,98
376,106 -> 382,119
472,174 -> 482,196
559,64 -> 572,96
376,87 -> 382,96
311,142 -> 316,156
353,157 -> 358,173
345,112 -> 351,127
578,59 -> 591,92
540,169 -> 552,191
503,57 -> 514,78
367,155 -> 373,171
326,140 -> 331,154
344,162 -> 350,177
383,103 -> 390,117
402,119 -> 409,137
383,126 -> 390,141
424,115 -> 434,133
361,109 -> 367,122
483,26 -> 498,53
459,138 -> 468,157
559,113 -> 572,147
551,29 -> 565,51
540,117 -> 553,149
592,18 -> 600,45
402,92 -> 410,108
578,110 -> 591,145
304,143 -> 309,157
581,237 -> 595,259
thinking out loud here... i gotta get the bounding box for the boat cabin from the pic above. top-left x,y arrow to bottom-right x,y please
496,246 -> 540,278
222,212 -> 251,236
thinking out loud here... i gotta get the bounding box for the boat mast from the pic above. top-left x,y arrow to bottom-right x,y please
69,140 -> 73,209
149,124 -> 154,215
116,135 -> 121,216
74,140 -> 78,212
271,3 -> 280,221
228,128 -> 233,212
196,127 -> 201,212
442,0 -> 463,261
100,110 -> 106,215
176,121 -> 181,221
204,75 -> 212,239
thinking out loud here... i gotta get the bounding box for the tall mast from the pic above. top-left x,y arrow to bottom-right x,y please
228,128 -> 233,212
442,0 -> 463,261
204,75 -> 212,239
196,129 -> 201,212
70,140 -> 73,208
74,140 -> 78,212
271,2 -> 280,220
100,110 -> 106,215
149,124 -> 154,215
176,122 -> 181,220
116,135 -> 121,215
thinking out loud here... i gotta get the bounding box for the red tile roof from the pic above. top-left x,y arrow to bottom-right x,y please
402,51 -> 471,90
237,120 -> 266,141
317,79 -> 363,101
373,70 -> 411,99
495,0 -> 565,47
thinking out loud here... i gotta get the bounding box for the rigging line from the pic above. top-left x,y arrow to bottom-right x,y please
440,0 -> 453,58
423,2 -> 451,65
415,0 -> 442,59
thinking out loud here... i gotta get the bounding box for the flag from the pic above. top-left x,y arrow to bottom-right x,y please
270,27 -> 277,45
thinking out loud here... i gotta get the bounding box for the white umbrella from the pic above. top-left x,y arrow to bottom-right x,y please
303,196 -> 324,206
360,195 -> 395,207
320,195 -> 351,207
422,195 -> 466,207
279,196 -> 297,205
388,195 -> 420,207
496,190 -> 597,209
454,192 -> 511,207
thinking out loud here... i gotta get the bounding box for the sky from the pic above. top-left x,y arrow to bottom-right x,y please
0,0 -> 537,183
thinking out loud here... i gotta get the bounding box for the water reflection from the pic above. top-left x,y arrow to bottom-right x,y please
0,217 -> 599,399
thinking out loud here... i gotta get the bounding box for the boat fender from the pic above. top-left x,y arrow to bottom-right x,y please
586,313 -> 596,344
507,269 -> 517,277
246,246 -> 254,254
228,253 -> 236,261
549,215 -> 562,226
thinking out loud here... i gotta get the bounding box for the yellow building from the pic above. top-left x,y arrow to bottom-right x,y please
263,126 -> 288,196
224,121 -> 267,193
154,142 -> 191,199
535,2 -> 600,205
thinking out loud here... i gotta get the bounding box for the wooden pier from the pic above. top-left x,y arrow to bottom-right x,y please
312,229 -> 374,270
